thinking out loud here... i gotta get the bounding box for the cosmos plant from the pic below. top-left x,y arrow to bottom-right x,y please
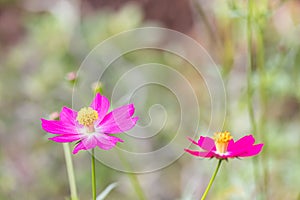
185,131 -> 263,199
41,93 -> 138,200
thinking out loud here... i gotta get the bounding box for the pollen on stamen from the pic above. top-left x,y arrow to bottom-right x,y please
76,107 -> 98,127
214,131 -> 233,154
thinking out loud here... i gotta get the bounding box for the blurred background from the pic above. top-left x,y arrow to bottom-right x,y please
0,0 -> 300,199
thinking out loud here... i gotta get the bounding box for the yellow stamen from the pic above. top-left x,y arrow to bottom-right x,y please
213,131 -> 233,154
76,107 -> 98,128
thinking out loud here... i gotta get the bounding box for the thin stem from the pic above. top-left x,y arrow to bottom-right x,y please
247,0 -> 262,198
91,149 -> 96,200
257,9 -> 269,199
201,159 -> 222,200
127,172 -> 146,200
116,149 -> 147,200
192,0 -> 221,48
63,143 -> 79,200
247,0 -> 257,135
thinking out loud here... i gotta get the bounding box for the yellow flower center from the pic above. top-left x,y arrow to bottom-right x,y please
213,131 -> 233,154
76,107 -> 98,127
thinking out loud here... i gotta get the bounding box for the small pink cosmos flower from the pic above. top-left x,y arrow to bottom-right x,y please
185,131 -> 263,159
41,93 -> 138,154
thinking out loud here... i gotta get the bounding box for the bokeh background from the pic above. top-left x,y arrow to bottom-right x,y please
0,0 -> 300,199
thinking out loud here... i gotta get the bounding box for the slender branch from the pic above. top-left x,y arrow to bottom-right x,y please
247,0 -> 263,198
63,143 -> 79,200
247,0 -> 257,136
256,11 -> 269,199
116,149 -> 147,200
200,159 -> 222,200
192,0 -> 221,47
91,149 -> 96,200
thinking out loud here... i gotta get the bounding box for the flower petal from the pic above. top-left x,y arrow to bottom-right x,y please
49,134 -> 84,143
72,134 -> 123,153
100,117 -> 138,134
228,135 -> 255,152
239,144 -> 264,157
59,107 -> 77,125
90,93 -> 110,121
187,137 -> 198,145
100,104 -> 135,123
81,135 -> 98,150
184,149 -> 214,158
197,136 -> 216,151
227,135 -> 263,158
73,141 -> 87,154
41,118 -> 77,135
98,104 -> 138,133
94,134 -> 124,150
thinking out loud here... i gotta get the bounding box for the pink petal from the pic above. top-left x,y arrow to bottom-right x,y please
94,134 -> 124,150
239,144 -> 264,157
81,135 -> 98,150
198,136 -> 216,151
72,134 -> 123,153
59,107 -> 77,126
184,149 -> 214,158
49,134 -> 84,143
41,118 -> 77,135
90,93 -> 110,122
100,117 -> 138,134
98,104 -> 138,133
188,137 -> 198,145
73,141 -> 87,154
226,135 -> 263,158
72,136 -> 99,154
100,104 -> 135,124
227,135 -> 255,152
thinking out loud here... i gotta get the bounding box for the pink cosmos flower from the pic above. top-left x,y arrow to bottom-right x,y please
41,93 -> 138,154
185,131 -> 263,159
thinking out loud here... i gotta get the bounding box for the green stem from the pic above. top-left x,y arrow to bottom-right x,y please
193,0 -> 221,47
247,0 -> 262,197
116,149 -> 147,200
257,10 -> 269,199
128,172 -> 146,200
200,159 -> 222,200
63,143 -> 79,200
246,0 -> 257,135
91,149 -> 96,200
